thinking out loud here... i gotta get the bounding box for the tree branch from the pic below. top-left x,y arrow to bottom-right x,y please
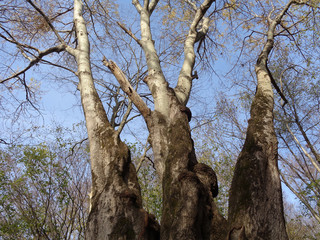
26,0 -> 76,56
117,22 -> 141,46
280,170 -> 320,223
26,0 -> 66,44
116,100 -> 133,137
133,0 -> 171,115
285,123 -> 320,174
291,104 -> 320,164
103,57 -> 151,119
148,0 -> 160,14
175,0 -> 215,105
1,45 -> 66,83
255,0 -> 309,104
267,65 -> 289,107
132,0 -> 143,13
0,138 -> 9,145
263,0 -> 307,60
136,143 -> 151,172
0,26 -> 39,53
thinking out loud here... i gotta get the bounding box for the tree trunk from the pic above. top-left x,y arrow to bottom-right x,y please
227,67 -> 288,239
144,90 -> 228,240
69,1 -> 159,239
227,3 -> 302,238
128,1 -> 228,239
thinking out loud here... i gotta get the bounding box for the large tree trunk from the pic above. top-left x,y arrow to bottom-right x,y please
227,67 -> 288,239
227,2 -> 296,239
120,1 -> 228,239
69,1 -> 159,239
145,90 -> 228,240
104,58 -> 229,239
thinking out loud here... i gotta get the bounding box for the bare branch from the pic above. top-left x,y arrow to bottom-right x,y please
262,0 -> 302,61
0,138 -> 9,145
65,138 -> 89,160
136,143 -> 151,172
186,0 -> 198,11
117,22 -> 142,46
256,0 -> 309,104
133,0 -> 170,115
285,123 -> 320,174
103,57 -> 151,119
280,170 -> 320,223
175,0 -> 215,105
291,104 -> 320,164
1,45 -> 66,83
149,0 -> 160,14
40,59 -> 77,75
116,100 -> 133,137
144,0 -> 150,9
26,0 -> 66,44
0,26 -> 39,52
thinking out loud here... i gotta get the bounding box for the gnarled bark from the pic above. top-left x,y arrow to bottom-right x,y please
118,1 -> 228,239
145,93 -> 228,240
227,1 -> 301,239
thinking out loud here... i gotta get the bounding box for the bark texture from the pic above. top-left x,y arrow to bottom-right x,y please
144,88 -> 228,240
228,73 -> 288,239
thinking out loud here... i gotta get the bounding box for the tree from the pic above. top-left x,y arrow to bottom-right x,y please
1,0 -> 319,239
0,126 -> 90,239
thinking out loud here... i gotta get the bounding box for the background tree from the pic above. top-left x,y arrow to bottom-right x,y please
0,125 -> 90,239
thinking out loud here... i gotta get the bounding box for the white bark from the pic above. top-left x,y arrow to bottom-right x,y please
175,0 -> 214,105
133,0 -> 170,116
70,0 -> 114,198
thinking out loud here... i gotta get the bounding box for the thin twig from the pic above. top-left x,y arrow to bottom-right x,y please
117,22 -> 142,46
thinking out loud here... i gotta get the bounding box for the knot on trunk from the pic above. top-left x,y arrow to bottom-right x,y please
179,106 -> 192,122
193,163 -> 218,198
227,226 -> 247,240
119,189 -> 139,206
